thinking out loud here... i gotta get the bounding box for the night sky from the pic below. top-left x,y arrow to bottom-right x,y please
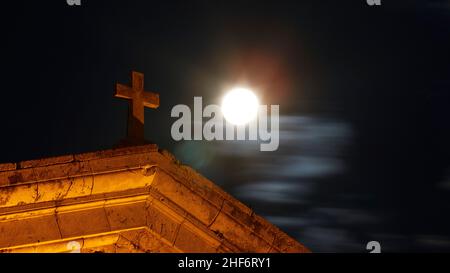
1,0 -> 450,252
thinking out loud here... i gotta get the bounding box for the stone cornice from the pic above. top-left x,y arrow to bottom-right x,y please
0,144 -> 309,253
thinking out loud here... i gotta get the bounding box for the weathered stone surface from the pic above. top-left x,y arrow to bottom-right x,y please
32,161 -> 91,182
114,228 -> 176,253
57,206 -> 111,238
272,230 -> 310,253
90,170 -> 154,195
145,202 -> 181,244
0,168 -> 36,186
174,224 -> 217,252
151,170 -> 220,226
105,201 -> 147,230
20,155 -> 74,169
87,153 -> 151,174
132,229 -> 177,253
0,183 -> 40,207
0,163 -> 16,172
84,244 -> 117,253
210,210 -> 272,253
74,144 -> 158,161
0,214 -> 61,248
0,144 -> 309,253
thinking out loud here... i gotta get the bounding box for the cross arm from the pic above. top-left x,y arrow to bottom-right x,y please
114,83 -> 133,100
142,91 -> 159,108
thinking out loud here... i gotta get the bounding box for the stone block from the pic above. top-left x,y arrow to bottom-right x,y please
174,224 -> 217,253
151,170 -> 220,225
0,214 -> 61,248
222,200 -> 254,228
210,211 -> 271,253
87,154 -> 154,174
251,215 -> 278,246
114,235 -> 146,253
0,168 -> 36,186
91,170 -> 154,195
145,202 -> 181,244
117,228 -> 176,253
57,207 -> 111,238
0,183 -> 40,208
105,201 -> 147,230
32,161 -> 91,182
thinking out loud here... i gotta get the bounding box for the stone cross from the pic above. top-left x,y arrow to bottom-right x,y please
115,71 -> 159,141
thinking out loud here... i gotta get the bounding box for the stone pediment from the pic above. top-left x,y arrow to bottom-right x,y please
0,144 -> 308,253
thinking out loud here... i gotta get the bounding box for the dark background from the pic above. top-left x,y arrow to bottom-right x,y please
0,0 -> 449,252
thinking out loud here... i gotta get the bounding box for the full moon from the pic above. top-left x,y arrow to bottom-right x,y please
221,87 -> 259,125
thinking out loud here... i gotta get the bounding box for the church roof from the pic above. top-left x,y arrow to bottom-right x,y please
0,144 -> 309,253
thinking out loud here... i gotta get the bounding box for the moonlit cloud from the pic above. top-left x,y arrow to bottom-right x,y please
172,113 -> 450,252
